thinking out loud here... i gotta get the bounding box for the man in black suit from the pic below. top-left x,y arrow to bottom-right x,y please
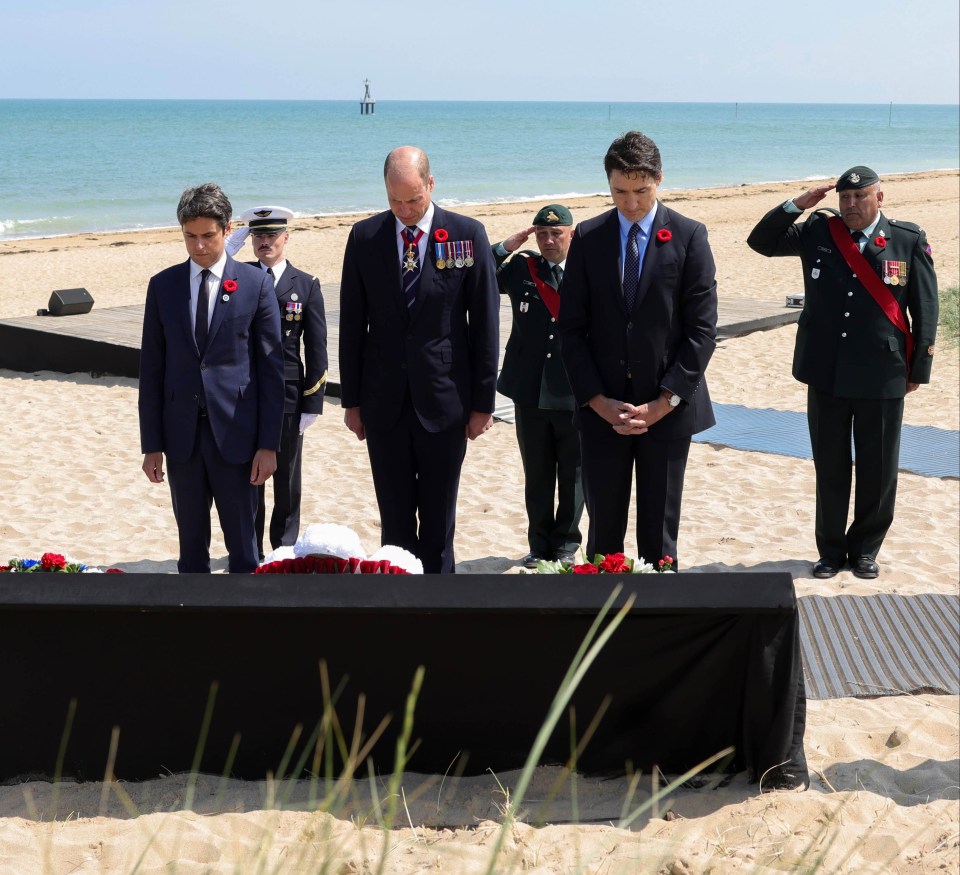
138,183 -> 285,573
231,205 -> 328,558
748,166 -> 938,579
339,146 -> 500,573
559,132 -> 718,568
493,204 -> 583,568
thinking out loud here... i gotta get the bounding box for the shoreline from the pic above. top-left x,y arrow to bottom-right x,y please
1,168 -> 957,247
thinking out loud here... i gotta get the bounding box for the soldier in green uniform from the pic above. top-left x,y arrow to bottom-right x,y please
493,204 -> 584,568
748,166 -> 938,580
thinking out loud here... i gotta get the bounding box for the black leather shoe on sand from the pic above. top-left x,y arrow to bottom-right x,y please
851,556 -> 879,579
521,551 -> 548,569
813,557 -> 843,579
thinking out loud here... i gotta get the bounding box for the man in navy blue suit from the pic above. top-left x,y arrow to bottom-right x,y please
559,132 -> 718,568
138,183 -> 285,573
339,146 -> 500,573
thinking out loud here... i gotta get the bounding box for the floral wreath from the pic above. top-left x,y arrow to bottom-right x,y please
1,552 -> 123,573
526,552 -> 674,575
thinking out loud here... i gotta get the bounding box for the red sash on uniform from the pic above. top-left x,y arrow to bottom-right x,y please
525,257 -> 561,319
827,216 -> 914,375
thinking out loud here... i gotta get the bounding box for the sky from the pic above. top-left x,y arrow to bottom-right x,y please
4,0 -> 959,104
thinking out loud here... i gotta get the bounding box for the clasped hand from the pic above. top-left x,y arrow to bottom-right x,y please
591,395 -> 669,435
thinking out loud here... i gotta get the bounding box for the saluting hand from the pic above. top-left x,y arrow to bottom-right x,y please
502,226 -> 536,253
793,182 -> 836,211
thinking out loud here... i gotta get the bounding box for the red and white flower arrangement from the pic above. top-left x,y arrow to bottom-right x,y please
526,552 -> 674,575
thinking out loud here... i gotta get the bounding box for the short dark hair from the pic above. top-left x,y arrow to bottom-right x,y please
604,131 -> 662,180
176,183 -> 232,230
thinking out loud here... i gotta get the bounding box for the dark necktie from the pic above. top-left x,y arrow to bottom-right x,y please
623,223 -> 640,312
552,264 -> 564,286
851,229 -> 867,252
195,268 -> 210,353
267,266 -> 275,280
401,226 -> 422,309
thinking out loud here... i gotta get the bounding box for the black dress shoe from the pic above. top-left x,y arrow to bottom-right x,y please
760,763 -> 810,793
851,556 -> 879,579
554,550 -> 578,566
813,557 -> 843,578
521,551 -> 548,569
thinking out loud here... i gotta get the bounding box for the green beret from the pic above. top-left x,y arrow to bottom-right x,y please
836,166 -> 880,191
532,204 -> 573,226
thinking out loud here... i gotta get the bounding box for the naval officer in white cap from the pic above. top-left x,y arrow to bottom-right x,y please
230,206 -> 328,557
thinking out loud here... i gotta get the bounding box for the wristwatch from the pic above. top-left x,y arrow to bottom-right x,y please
661,390 -> 681,408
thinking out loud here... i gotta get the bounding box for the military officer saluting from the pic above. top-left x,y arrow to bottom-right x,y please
229,205 -> 328,558
493,204 -> 584,568
748,166 -> 938,580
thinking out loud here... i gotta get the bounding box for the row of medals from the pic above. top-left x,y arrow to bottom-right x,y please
285,295 -> 303,321
435,240 -> 474,270
882,260 -> 907,286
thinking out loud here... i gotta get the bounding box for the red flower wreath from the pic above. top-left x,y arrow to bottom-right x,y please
222,279 -> 238,293
433,228 -> 449,242
873,236 -> 886,248
656,229 -> 672,243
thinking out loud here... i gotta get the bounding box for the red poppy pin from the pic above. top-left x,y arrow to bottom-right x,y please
222,279 -> 238,293
434,228 -> 449,243
873,236 -> 886,248
656,229 -> 672,242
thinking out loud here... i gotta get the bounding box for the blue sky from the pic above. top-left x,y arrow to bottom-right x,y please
6,0 -> 959,103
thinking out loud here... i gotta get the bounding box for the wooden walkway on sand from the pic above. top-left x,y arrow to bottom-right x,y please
0,284 -> 800,387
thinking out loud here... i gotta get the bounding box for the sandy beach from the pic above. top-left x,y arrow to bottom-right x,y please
0,171 -> 957,873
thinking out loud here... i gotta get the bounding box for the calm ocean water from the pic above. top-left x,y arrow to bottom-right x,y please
1,100 -> 957,240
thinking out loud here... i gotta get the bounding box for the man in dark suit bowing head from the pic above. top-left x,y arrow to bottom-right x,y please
559,132 -> 718,568
139,183 -> 285,573
339,146 -> 500,573
493,204 -> 584,569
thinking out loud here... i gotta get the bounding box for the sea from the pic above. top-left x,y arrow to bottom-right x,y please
0,100 -> 957,241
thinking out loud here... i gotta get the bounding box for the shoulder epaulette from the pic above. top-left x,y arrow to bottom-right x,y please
887,218 -> 923,235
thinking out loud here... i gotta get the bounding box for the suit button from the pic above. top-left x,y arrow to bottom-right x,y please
844,312 -> 850,317
548,334 -> 554,340
848,291 -> 853,297
550,317 -> 556,323
546,353 -> 552,358
619,359 -> 625,365
191,394 -> 198,401
841,332 -> 847,338
200,363 -> 207,370
627,322 -> 633,330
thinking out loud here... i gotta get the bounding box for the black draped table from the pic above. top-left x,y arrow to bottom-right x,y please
0,573 -> 805,781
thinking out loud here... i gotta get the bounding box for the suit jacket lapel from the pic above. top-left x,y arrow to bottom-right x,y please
634,203 -> 666,310
175,261 -> 196,352
411,207 -> 444,324
603,210 -> 629,317
863,214 -> 890,263
536,256 -> 557,290
205,256 -> 236,348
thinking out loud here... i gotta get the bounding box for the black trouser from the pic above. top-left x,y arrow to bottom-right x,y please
807,386 -> 903,562
514,404 -> 583,556
256,412 -> 303,557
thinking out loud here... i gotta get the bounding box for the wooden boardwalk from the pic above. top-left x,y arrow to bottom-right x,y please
0,283 -> 799,387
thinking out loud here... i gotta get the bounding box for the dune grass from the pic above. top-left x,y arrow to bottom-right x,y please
938,284 -> 959,346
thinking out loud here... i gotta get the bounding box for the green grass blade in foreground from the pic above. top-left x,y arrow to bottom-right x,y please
938,284 -> 958,346
483,584 -> 634,874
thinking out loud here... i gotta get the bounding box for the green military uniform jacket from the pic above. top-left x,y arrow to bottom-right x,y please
494,248 -> 575,410
748,206 -> 938,399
